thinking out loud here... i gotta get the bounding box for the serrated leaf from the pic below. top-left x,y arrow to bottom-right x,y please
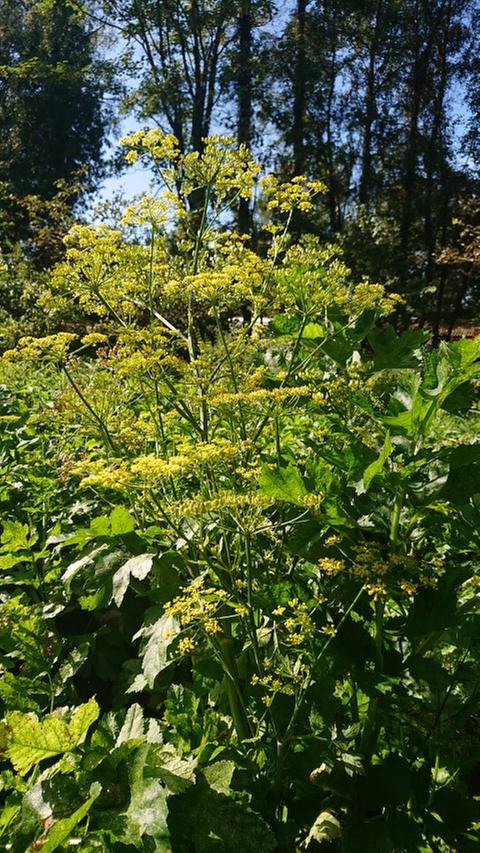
302,322 -> 324,339
368,325 -> 429,370
116,703 -> 146,745
133,611 -> 180,687
1,520 -> 31,552
5,698 -> 99,775
40,782 -> 101,853
203,760 -> 235,794
258,464 -> 307,505
112,553 -> 153,607
0,553 -> 30,570
124,745 -> 171,847
110,505 -> 135,535
304,810 -> 341,846
148,744 -> 196,793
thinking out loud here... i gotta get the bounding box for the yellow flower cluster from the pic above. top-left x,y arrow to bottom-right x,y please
164,578 -> 228,637
365,582 -> 388,601
182,136 -> 261,202
120,195 -> 169,228
164,250 -> 268,308
277,598 -> 316,647
208,385 -> 312,408
110,326 -> 184,376
120,131 -> 260,203
274,241 -> 351,312
51,224 -> 154,319
73,438 -> 249,492
317,557 -> 345,576
261,175 -> 326,213
174,491 -> 273,519
251,672 -> 295,701
81,333 -> 109,347
3,332 -> 77,362
318,543 -> 439,600
178,636 -> 196,655
302,493 -> 323,512
120,129 -> 180,164
72,459 -> 131,492
350,283 -> 403,315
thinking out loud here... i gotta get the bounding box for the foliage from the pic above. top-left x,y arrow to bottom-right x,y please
0,134 -> 479,851
0,0 -> 110,261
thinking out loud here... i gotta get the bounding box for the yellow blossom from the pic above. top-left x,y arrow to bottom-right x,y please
178,637 -> 196,655
318,557 -> 345,576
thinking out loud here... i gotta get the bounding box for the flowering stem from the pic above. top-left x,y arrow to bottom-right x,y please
360,484 -> 406,762
62,363 -> 117,453
214,309 -> 247,441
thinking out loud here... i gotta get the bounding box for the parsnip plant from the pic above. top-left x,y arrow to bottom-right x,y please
1,133 -> 480,851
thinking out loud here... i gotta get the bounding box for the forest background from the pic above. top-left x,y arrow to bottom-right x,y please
0,0 -> 479,342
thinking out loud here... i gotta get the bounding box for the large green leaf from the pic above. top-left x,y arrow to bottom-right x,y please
122,744 -> 171,849
368,325 -> 429,370
258,464 -> 307,505
5,698 -> 99,775
40,782 -> 101,853
112,553 -> 153,607
168,779 -> 276,853
133,610 -> 181,688
305,810 -> 341,847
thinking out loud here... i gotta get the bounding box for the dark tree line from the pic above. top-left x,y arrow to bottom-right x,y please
0,0 -> 479,332
0,0 -> 110,265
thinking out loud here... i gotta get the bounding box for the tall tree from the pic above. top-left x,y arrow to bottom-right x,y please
97,0 -> 237,153
0,0 -> 108,262
0,0 -> 107,202
237,0 -> 253,232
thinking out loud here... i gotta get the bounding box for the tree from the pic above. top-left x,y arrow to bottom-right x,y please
97,0 -> 237,154
0,0 -> 109,262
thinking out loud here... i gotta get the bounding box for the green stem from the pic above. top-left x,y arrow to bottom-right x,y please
62,363 -> 117,453
272,586 -> 366,805
359,597 -> 385,760
214,309 -> 247,441
216,633 -> 252,741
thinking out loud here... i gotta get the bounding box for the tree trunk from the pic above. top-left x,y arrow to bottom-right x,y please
237,0 -> 253,234
358,0 -> 383,207
292,0 -> 307,176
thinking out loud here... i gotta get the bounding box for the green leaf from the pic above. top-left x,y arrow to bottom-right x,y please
362,432 -> 393,491
110,505 -> 135,536
168,781 -> 277,853
112,553 -> 154,607
0,553 -> 30,570
1,520 -> 33,552
134,611 -> 181,687
368,325 -> 429,370
116,704 -> 162,746
302,322 -> 324,339
123,745 -> 171,847
203,760 -> 235,795
61,544 -> 108,584
258,464 -> 307,506
449,335 -> 480,367
304,810 -> 341,846
6,698 -> 99,775
148,744 -> 196,793
40,782 -> 101,853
